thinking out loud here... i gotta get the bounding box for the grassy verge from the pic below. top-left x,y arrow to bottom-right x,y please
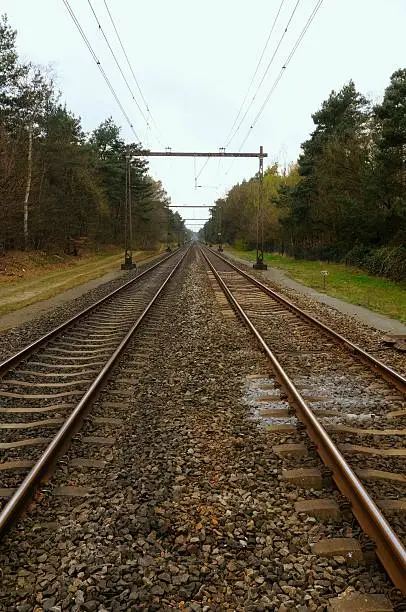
0,248 -> 161,316
226,247 -> 406,324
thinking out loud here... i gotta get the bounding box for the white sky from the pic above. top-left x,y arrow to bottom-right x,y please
3,1 -> 406,231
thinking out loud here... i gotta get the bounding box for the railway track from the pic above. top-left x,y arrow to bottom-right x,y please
0,244 -> 404,609
0,246 -> 190,537
201,245 -> 406,595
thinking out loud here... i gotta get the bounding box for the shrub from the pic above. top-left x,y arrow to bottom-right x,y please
234,238 -> 251,251
364,246 -> 406,281
343,244 -> 372,268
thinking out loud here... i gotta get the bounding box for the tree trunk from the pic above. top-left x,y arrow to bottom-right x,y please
23,123 -> 33,250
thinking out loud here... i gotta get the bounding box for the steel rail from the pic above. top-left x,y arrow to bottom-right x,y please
204,247 -> 406,393
0,249 -> 179,378
201,247 -> 406,594
0,246 -> 190,539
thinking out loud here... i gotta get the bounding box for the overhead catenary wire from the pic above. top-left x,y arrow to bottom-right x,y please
225,0 -> 301,149
87,0 -> 150,128
194,156 -> 198,188
199,1 -> 293,186
212,149 -> 226,191
223,0 -> 286,148
238,0 -> 324,152
62,0 -> 141,142
194,156 -> 211,185
103,0 -> 164,144
194,145 -> 227,189
225,0 -> 323,181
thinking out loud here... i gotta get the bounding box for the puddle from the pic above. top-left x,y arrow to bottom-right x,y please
243,376 -> 298,426
243,373 -> 382,427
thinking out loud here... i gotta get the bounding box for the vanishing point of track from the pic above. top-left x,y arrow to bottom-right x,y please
200,245 -> 406,595
0,246 -> 190,537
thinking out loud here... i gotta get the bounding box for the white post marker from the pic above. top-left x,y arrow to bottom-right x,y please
321,270 -> 329,290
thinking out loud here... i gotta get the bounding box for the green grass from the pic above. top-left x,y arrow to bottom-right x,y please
226,247 -> 406,324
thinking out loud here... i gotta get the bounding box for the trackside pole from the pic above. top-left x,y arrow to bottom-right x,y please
122,155 -> 137,270
253,145 -> 267,270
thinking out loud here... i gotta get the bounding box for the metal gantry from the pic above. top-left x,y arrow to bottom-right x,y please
133,148 -> 268,268
137,151 -> 266,158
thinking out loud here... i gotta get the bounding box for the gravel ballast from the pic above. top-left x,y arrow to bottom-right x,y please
0,250 -> 396,611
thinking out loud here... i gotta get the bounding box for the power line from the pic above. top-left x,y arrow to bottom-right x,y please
238,0 -> 324,151
195,156 -> 211,184
225,0 -> 301,149
87,0 -> 150,127
224,0 -> 322,181
62,0 -> 140,142
223,0 -> 286,148
103,0 -> 165,145
192,2 -> 290,187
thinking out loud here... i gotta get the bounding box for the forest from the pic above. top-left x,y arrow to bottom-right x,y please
0,15 -> 187,255
202,71 -> 406,281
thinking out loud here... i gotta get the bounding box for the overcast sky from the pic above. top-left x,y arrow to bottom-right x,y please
3,1 -> 406,231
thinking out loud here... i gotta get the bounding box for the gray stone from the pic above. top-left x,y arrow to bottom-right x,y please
42,597 -> 56,611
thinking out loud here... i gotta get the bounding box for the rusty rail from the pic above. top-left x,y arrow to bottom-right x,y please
201,246 -> 406,594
